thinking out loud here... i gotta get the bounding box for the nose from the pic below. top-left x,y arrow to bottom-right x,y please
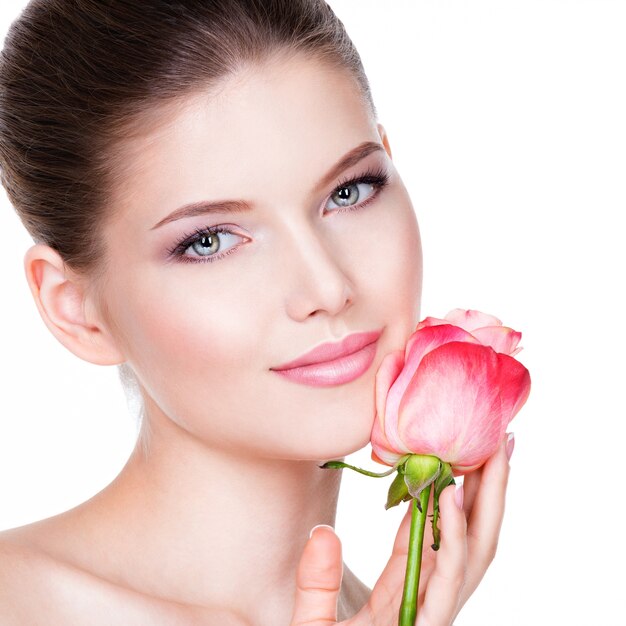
280,221 -> 355,321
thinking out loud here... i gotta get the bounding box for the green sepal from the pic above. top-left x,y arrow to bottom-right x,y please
403,455 -> 442,512
385,470 -> 411,510
396,454 -> 413,468
430,462 -> 455,551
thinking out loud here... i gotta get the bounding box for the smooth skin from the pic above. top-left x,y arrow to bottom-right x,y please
0,50 -> 512,625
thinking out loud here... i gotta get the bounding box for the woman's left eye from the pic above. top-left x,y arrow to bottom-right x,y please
325,168 -> 390,213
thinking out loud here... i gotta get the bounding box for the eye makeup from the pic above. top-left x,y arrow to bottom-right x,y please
329,166 -> 390,213
166,165 -> 391,264
165,225 -> 243,263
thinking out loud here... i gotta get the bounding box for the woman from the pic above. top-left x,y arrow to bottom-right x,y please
0,1 -> 513,623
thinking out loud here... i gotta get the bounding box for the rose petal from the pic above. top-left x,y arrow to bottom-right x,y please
414,316 -> 449,331
470,326 -> 522,356
370,422 -> 407,466
403,324 -> 481,376
496,352 -> 531,427
397,341 -> 505,469
381,325 -> 481,456
374,350 -> 405,434
372,350 -> 410,458
444,308 -> 503,332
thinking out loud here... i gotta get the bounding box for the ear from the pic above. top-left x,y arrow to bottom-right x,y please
23,244 -> 126,366
377,123 -> 393,160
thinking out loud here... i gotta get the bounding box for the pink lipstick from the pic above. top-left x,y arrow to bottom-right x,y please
270,328 -> 382,387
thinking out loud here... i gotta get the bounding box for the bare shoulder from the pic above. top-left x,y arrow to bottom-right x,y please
0,526 -> 193,626
0,528 -> 62,625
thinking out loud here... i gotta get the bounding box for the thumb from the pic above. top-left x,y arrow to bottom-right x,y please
291,524 -> 343,625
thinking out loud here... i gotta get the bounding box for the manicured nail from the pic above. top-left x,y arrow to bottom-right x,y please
505,432 -> 515,460
309,524 -> 335,539
454,483 -> 464,510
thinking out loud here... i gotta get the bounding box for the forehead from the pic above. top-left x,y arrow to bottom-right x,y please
108,53 -> 378,217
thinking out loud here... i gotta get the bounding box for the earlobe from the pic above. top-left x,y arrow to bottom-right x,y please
23,244 -> 126,366
377,123 -> 393,160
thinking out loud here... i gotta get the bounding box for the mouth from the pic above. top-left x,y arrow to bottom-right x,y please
270,328 -> 384,371
269,328 -> 383,387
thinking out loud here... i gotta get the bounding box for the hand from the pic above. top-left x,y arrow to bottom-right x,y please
291,433 -> 512,625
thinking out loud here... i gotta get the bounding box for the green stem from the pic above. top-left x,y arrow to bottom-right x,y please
398,483 -> 432,626
318,460 -> 401,477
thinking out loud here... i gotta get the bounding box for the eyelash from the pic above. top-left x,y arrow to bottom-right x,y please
167,166 -> 391,264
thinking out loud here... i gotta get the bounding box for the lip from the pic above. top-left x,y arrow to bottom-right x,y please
270,329 -> 384,371
270,339 -> 380,387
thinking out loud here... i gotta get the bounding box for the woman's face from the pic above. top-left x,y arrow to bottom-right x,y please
96,53 -> 422,460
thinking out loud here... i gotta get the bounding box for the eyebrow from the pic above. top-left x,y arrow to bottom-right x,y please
150,140 -> 386,230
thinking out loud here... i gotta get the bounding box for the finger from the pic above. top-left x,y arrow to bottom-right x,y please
393,492 -> 436,559
392,498 -> 418,554
417,483 -> 467,626
462,433 -> 512,602
460,465 -> 482,516
462,431 -> 513,517
291,525 -> 343,626
356,499 -> 423,624
383,492 -> 437,583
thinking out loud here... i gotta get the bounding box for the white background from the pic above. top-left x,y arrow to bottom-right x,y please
1,2 -> 624,624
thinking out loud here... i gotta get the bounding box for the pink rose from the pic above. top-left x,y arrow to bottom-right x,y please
370,309 -> 531,474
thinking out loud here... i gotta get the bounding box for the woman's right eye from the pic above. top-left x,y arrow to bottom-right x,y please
169,226 -> 247,264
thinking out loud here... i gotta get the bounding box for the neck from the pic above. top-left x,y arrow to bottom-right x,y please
82,397 -> 348,624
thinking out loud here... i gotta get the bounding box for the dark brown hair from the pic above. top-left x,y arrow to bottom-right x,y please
0,0 -> 376,283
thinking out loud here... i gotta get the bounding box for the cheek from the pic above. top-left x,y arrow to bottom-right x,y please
384,202 -> 422,297
355,188 -> 423,339
394,202 -> 423,328
107,268 -> 266,419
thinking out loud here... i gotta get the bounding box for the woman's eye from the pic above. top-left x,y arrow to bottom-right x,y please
169,226 -> 245,264
326,181 -> 377,210
324,169 -> 390,213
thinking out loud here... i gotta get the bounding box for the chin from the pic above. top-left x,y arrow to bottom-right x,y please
312,425 -> 373,462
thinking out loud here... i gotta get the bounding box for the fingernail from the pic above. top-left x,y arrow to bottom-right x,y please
505,432 -> 515,460
454,483 -> 464,510
309,524 -> 334,539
